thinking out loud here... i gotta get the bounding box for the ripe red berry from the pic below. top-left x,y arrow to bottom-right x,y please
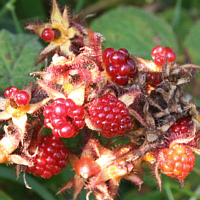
4,86 -> 19,99
165,47 -> 176,63
43,98 -> 85,138
168,117 -> 199,148
151,46 -> 176,68
151,46 -> 166,59
15,91 -> 30,106
88,94 -> 132,137
74,157 -> 101,179
102,47 -> 115,65
26,134 -> 68,178
158,143 -> 195,180
103,48 -> 138,85
41,28 -> 55,42
154,55 -> 166,67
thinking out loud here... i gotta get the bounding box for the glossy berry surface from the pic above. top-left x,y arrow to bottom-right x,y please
14,91 -> 30,106
74,157 -> 101,178
88,94 -> 132,137
158,143 -> 195,180
43,98 -> 85,138
103,48 -> 138,85
26,134 -> 68,178
41,28 -> 55,42
151,46 -> 176,68
4,86 -> 19,99
146,72 -> 162,86
168,117 -> 199,148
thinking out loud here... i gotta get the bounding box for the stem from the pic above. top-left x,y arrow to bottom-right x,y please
9,5 -> 23,33
170,183 -> 200,199
164,183 -> 175,200
172,0 -> 182,30
0,0 -> 17,21
74,0 -> 86,14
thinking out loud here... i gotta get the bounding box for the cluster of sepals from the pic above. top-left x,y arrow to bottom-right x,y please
1,0 -> 200,199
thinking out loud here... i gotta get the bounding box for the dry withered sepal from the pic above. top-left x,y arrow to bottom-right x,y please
1,0 -> 200,199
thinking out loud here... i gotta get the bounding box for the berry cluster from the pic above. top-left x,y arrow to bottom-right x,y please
43,98 -> 85,138
88,94 -> 132,137
151,46 -> 176,68
26,134 -> 68,178
103,48 -> 138,85
158,143 -> 195,180
4,86 -> 30,106
168,117 -> 199,148
42,28 -> 55,42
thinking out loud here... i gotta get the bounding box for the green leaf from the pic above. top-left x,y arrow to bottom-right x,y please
0,189 -> 13,200
161,8 -> 194,45
0,166 -> 57,200
184,20 -> 200,64
90,6 -> 178,59
0,29 -> 43,92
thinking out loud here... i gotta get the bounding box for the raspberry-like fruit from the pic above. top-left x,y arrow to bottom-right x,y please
4,86 -> 30,106
41,28 -> 55,42
43,98 -> 85,138
26,134 -> 68,178
14,91 -> 30,106
151,46 -> 176,68
158,143 -> 195,180
168,117 -> 199,148
4,86 -> 19,99
88,94 -> 132,137
103,48 -> 138,85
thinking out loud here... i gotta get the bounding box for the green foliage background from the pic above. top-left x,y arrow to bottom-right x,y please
0,0 -> 200,199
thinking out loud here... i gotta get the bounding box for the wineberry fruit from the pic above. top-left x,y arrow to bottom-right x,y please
89,94 -> 132,137
26,134 -> 68,178
158,143 -> 195,180
103,48 -> 138,85
4,86 -> 19,99
15,91 -> 30,106
41,28 -> 55,42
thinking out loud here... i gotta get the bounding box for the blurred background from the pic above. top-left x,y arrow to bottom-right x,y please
0,0 -> 200,199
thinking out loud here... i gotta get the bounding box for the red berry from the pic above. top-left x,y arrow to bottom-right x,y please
158,143 -> 195,180
110,51 -> 127,64
41,28 -> 55,42
103,48 -> 138,85
106,64 -> 118,77
127,58 -> 138,78
43,98 -> 85,138
89,94 -> 132,137
118,48 -> 130,59
102,47 -> 115,65
165,47 -> 176,63
151,46 -> 166,59
4,86 -> 19,99
53,103 -> 67,117
146,72 -> 162,86
59,122 -> 77,138
43,105 -> 53,118
168,117 -> 199,148
113,76 -> 128,85
154,55 -> 166,67
26,134 -> 68,178
74,157 -> 101,178
15,91 -> 30,106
